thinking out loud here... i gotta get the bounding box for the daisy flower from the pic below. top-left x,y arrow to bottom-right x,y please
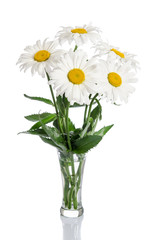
17,39 -> 64,78
94,41 -> 139,70
49,50 -> 101,105
98,60 -> 138,103
56,23 -> 101,46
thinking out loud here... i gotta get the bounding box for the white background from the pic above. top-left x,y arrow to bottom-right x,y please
0,0 -> 159,239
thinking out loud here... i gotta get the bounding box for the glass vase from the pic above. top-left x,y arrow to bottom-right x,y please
58,150 -> 86,218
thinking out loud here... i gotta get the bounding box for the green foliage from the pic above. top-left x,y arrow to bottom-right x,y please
24,94 -> 53,106
71,124 -> 114,154
82,101 -> 102,134
68,118 -> 75,131
95,98 -> 102,120
20,91 -> 114,154
18,129 -> 48,137
53,117 -> 75,132
90,103 -> 102,121
94,124 -> 114,137
40,122 -> 67,151
25,112 -> 53,122
90,100 -> 102,130
20,112 -> 67,151
70,103 -> 85,108
72,135 -> 102,154
56,95 -> 75,131
70,128 -> 82,142
56,95 -> 66,116
30,114 -> 57,130
40,136 -> 60,148
79,117 -> 93,138
53,119 -> 61,131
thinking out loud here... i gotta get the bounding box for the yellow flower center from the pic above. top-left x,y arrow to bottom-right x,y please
71,28 -> 87,34
111,48 -> 125,58
108,72 -> 122,87
68,68 -> 85,84
34,50 -> 50,62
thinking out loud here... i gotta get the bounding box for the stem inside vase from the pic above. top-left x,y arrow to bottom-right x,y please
58,150 -> 86,217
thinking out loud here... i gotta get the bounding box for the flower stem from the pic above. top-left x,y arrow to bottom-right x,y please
87,93 -> 98,121
60,153 -> 85,210
84,105 -> 88,123
65,102 -> 72,151
45,71 -> 64,135
49,84 -> 58,113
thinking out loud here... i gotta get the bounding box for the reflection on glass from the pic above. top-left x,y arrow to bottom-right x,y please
61,215 -> 84,240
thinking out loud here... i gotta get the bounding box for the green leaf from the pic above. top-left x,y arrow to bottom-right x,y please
56,95 -> 65,116
70,128 -> 82,142
56,95 -> 75,131
30,114 -> 57,130
70,103 -> 85,108
53,117 -> 75,132
72,135 -> 102,154
25,112 -> 53,122
40,120 -> 67,151
53,119 -> 60,131
90,103 -> 102,121
94,124 -> 114,137
85,103 -> 102,133
18,129 -> 48,137
79,117 -> 93,138
95,98 -> 102,120
24,94 -> 53,106
40,137 -> 60,148
68,118 -> 75,131
62,94 -> 69,107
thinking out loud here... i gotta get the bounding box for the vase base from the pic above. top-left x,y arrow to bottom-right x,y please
60,207 -> 84,218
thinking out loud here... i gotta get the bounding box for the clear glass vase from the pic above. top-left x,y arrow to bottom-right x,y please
58,150 -> 86,218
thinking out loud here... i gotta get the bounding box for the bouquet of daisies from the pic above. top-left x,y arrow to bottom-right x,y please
17,24 -> 138,212
17,24 -> 138,155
